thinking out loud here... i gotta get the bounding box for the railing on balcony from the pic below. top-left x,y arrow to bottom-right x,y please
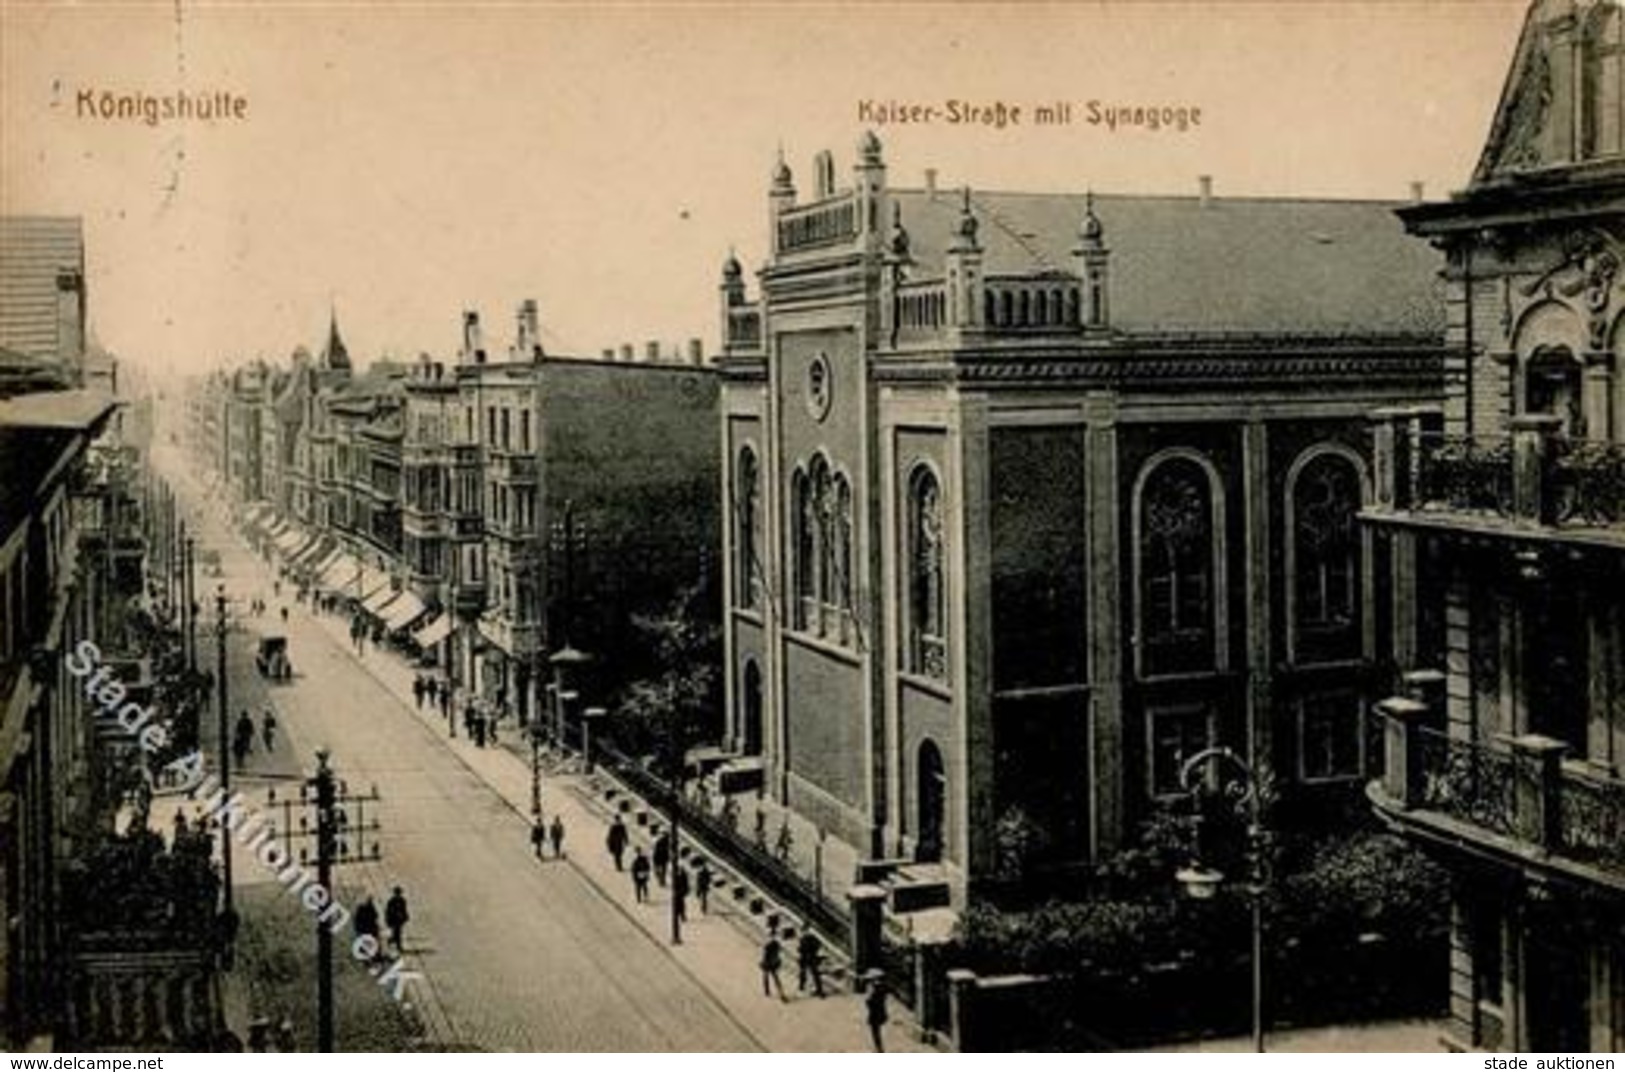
1550,438 -> 1625,526
895,280 -> 947,341
1378,697 -> 1625,879
982,276 -> 1081,333
1414,728 -> 1518,839
777,194 -> 858,253
1417,434 -> 1515,515
1558,767 -> 1625,872
726,306 -> 762,350
1375,410 -> 1625,535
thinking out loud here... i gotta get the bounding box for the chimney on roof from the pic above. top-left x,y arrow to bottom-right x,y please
925,168 -> 938,201
516,299 -> 543,360
620,344 -> 634,362
462,311 -> 486,364
688,338 -> 704,365
646,341 -> 660,362
602,348 -> 615,361
1409,180 -> 1425,203
1198,175 -> 1213,208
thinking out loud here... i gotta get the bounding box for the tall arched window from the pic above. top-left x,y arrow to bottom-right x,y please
1138,456 -> 1218,676
1291,451 -> 1363,664
810,455 -> 833,631
1582,1 -> 1623,160
834,475 -> 854,638
736,447 -> 760,610
908,466 -> 947,679
793,469 -> 814,629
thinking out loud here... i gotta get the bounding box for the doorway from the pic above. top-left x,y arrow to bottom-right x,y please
916,739 -> 946,864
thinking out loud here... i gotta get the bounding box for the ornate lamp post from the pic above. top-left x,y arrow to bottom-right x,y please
1174,745 -> 1270,1054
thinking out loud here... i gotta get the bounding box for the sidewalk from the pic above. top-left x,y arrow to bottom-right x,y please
305,604 -> 934,1053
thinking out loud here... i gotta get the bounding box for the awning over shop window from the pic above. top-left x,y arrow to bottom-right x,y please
317,553 -> 362,591
356,566 -> 392,601
384,591 -> 428,633
292,536 -> 334,569
276,526 -> 311,556
412,614 -> 452,648
362,586 -> 401,617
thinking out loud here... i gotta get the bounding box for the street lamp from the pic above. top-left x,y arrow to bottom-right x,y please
529,718 -> 546,822
1174,746 -> 1269,1054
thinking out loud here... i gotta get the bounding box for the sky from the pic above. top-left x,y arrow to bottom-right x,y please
1,0 -> 1531,377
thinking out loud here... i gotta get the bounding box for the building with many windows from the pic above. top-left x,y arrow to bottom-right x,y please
1367,0 -> 1625,1052
718,135 -> 1449,898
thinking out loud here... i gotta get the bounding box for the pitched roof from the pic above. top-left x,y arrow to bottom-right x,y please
889,188 -> 1445,336
0,216 -> 84,364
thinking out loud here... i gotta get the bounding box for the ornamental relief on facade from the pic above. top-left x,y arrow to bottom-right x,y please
1503,227 -> 1624,356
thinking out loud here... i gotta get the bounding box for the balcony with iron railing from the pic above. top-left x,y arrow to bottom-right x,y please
488,450 -> 538,484
1372,697 -> 1625,887
1367,409 -> 1625,550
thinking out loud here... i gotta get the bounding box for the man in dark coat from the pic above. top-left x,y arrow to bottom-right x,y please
606,815 -> 629,871
384,886 -> 410,953
652,831 -> 671,887
630,848 -> 651,903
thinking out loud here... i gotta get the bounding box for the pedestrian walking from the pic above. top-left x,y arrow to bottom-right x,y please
473,711 -> 488,748
384,886 -> 410,953
549,815 -> 565,858
531,818 -> 546,859
673,865 -> 690,922
864,974 -> 889,1051
652,831 -> 671,887
279,605 -> 288,625
606,815 -> 629,871
261,708 -> 277,752
232,732 -> 251,771
797,929 -> 826,997
760,932 -> 787,1001
775,818 -> 795,864
412,675 -> 425,710
631,848 -> 651,903
353,896 -> 383,960
695,860 -> 712,914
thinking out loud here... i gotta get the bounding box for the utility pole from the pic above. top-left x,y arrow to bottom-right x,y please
276,750 -> 382,1053
314,751 -> 335,1054
215,584 -> 234,916
184,532 -> 197,675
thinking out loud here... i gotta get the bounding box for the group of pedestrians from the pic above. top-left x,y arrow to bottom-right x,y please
231,708 -> 276,769
531,814 -> 567,859
411,673 -> 446,712
351,885 -> 412,959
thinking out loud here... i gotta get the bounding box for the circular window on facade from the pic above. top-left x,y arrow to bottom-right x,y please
807,352 -> 833,422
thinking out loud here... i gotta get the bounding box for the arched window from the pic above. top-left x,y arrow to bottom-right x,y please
810,455 -> 833,632
1525,345 -> 1584,437
1291,452 -> 1363,663
1138,456 -> 1218,676
834,474 -> 854,635
736,447 -> 761,610
1582,2 -> 1623,160
908,466 -> 947,679
792,469 -> 814,629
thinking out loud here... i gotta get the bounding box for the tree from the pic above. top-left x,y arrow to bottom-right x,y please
610,580 -> 721,766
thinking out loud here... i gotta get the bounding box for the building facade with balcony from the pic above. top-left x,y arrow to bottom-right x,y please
1366,0 -> 1625,1053
719,135 -> 1449,899
439,303 -> 720,732
0,389 -> 123,1045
